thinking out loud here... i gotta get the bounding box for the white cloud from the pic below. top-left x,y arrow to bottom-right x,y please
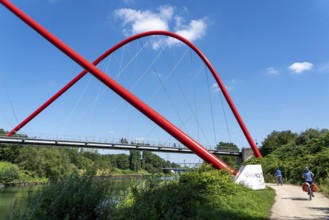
114,6 -> 173,35
288,62 -> 313,74
225,80 -> 236,91
166,19 -> 207,47
113,5 -> 207,48
212,83 -> 220,92
266,67 -> 279,75
212,80 -> 235,93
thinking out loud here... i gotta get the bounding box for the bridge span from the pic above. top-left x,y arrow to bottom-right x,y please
0,136 -> 242,156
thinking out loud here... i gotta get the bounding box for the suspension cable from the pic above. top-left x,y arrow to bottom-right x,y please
219,88 -> 232,143
0,72 -> 18,128
59,75 -> 93,134
205,67 -> 218,145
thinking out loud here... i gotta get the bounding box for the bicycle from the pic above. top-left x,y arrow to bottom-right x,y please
276,175 -> 283,185
303,182 -> 314,201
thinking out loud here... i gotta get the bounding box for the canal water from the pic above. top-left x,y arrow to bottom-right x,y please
0,186 -> 37,219
0,178 -> 136,219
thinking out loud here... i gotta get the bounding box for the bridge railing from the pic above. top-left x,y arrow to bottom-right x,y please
0,135 -> 242,157
1,132 -> 215,151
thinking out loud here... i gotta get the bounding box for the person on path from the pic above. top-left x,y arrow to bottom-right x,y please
275,168 -> 283,185
302,167 -> 315,196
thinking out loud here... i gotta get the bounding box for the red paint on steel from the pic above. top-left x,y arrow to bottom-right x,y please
0,0 -> 239,173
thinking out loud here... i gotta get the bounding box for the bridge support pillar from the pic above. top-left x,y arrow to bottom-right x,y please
241,148 -> 255,163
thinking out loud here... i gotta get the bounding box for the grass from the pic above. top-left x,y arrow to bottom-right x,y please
115,167 -> 276,219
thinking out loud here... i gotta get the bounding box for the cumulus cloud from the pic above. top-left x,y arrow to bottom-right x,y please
113,5 -> 207,48
114,6 -> 172,34
266,67 -> 279,75
166,19 -> 207,47
288,62 -> 313,74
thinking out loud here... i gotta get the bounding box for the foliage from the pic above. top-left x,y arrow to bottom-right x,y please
260,130 -> 297,156
319,177 -> 329,197
111,154 -> 130,170
9,171 -> 116,220
0,161 -> 45,184
17,147 -> 72,182
142,151 -> 165,173
216,142 -> 240,169
0,144 -> 21,163
115,165 -> 275,219
1,127 -> 179,183
0,161 -> 19,184
129,150 -> 141,171
251,128 -> 329,187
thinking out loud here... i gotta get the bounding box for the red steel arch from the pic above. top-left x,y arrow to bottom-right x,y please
1,0 -> 261,174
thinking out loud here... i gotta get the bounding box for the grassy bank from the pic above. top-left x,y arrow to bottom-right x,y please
116,167 -> 275,219
9,166 -> 275,219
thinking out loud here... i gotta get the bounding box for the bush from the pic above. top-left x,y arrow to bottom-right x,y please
0,162 -> 20,184
115,166 -> 275,219
10,172 -> 116,220
319,177 -> 329,197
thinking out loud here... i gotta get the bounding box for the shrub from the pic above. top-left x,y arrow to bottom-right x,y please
319,177 -> 329,197
115,166 -> 275,219
0,162 -> 20,184
9,172 -> 116,220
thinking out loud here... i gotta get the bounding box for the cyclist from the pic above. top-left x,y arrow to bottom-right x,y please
302,167 -> 315,197
275,168 -> 283,185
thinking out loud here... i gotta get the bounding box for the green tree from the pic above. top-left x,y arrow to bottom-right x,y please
142,151 -> 164,173
260,130 -> 297,156
216,142 -> 239,168
0,128 -> 5,135
115,154 -> 130,170
0,163 -> 19,184
295,128 -> 321,146
129,150 -> 141,172
0,144 -> 21,163
250,128 -> 329,186
17,147 -> 72,181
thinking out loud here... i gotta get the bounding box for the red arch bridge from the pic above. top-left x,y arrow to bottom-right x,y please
0,0 -> 262,175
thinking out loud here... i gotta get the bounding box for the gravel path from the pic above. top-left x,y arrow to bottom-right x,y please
267,183 -> 329,220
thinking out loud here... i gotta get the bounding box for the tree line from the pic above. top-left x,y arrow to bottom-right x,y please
246,128 -> 329,196
0,128 -> 180,184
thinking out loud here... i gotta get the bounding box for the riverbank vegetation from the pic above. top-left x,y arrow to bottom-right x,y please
2,127 -> 329,218
116,166 -> 274,219
246,128 -> 329,197
0,129 -> 180,185
8,166 -> 275,220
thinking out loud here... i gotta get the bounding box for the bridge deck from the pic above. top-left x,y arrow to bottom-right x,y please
0,136 -> 242,156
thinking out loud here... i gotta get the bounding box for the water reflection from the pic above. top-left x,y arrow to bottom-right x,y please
0,177 -> 142,219
0,186 -> 41,219
0,175 -> 178,219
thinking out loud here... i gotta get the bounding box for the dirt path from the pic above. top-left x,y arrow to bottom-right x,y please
266,183 -> 329,220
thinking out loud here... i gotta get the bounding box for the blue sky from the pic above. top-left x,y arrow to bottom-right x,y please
1,0 -> 329,164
